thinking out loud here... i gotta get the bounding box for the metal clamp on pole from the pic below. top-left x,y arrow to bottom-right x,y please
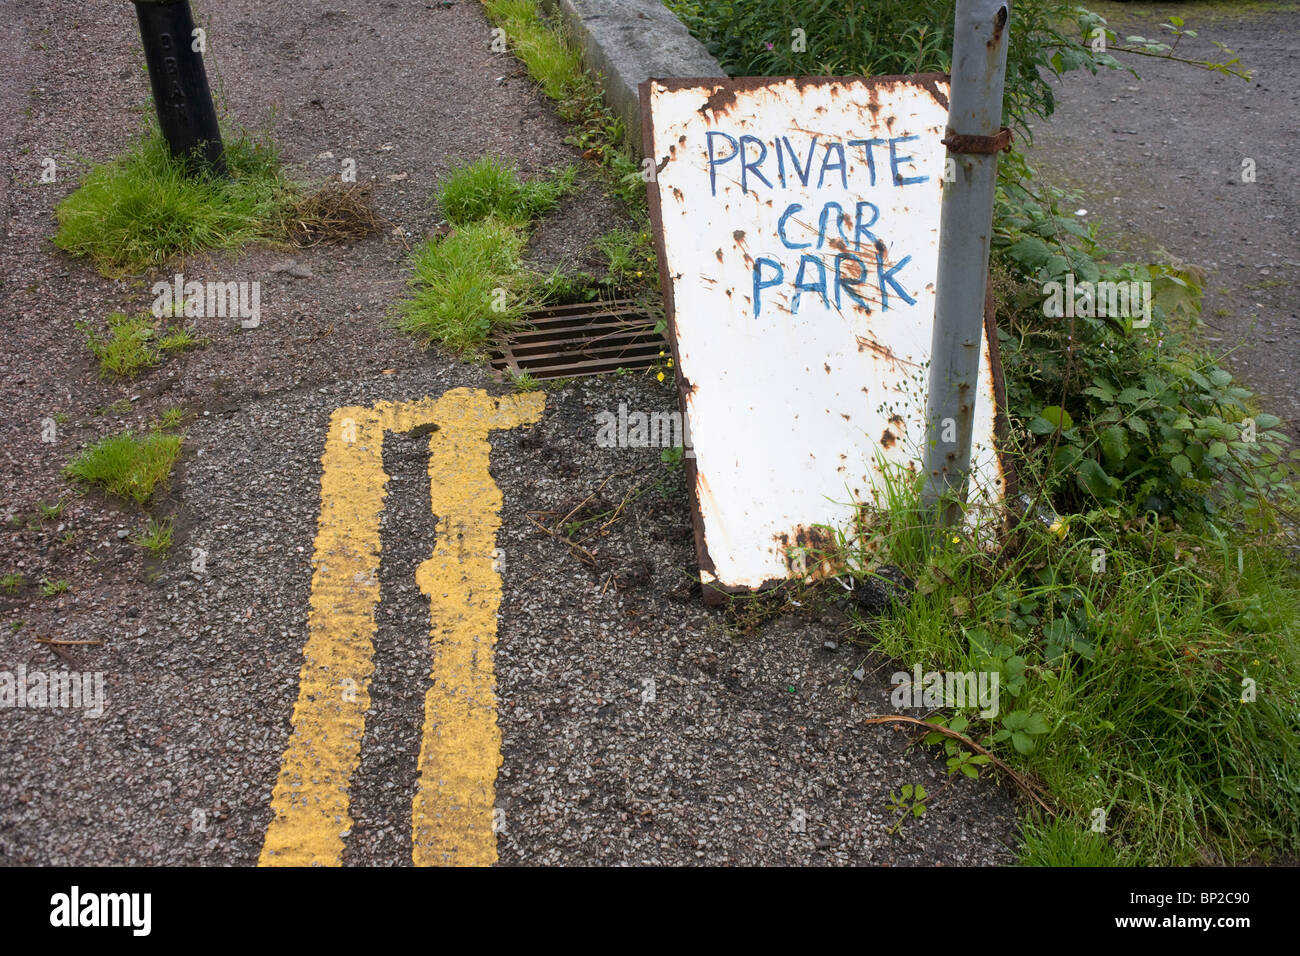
131,0 -> 225,176
941,125 -> 1014,155
921,0 -> 1011,525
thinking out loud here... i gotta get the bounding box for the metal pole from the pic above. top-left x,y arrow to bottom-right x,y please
921,0 -> 1010,524
131,0 -> 226,176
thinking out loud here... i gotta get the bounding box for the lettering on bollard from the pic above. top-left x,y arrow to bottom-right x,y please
131,0 -> 225,175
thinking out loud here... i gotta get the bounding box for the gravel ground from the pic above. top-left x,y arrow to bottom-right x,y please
0,1 -> 1017,865
1027,0 -> 1300,436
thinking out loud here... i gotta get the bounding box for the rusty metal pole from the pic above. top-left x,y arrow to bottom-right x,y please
131,0 -> 226,175
921,0 -> 1010,524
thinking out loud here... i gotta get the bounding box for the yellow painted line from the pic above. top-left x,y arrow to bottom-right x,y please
259,389 -> 543,867
412,390 -> 543,866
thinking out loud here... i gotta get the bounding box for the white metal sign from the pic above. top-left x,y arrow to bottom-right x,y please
642,75 -> 1008,596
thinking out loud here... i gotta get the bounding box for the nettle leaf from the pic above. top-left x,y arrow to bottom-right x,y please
1023,713 -> 1049,735
1053,445 -> 1083,472
1084,380 -> 1117,402
1043,254 -> 1071,279
1039,405 -> 1074,430
1141,373 -> 1167,394
1209,368 -> 1233,388
1056,218 -> 1089,239
1170,454 -> 1192,477
1099,425 -> 1129,467
965,627 -> 995,657
1070,252 -> 1101,284
1009,236 -> 1052,269
1117,387 -> 1148,405
1077,458 -> 1116,499
1043,618 -> 1068,643
1207,441 -> 1229,460
1254,413 -> 1282,430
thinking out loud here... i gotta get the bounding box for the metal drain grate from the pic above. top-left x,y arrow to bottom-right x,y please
488,299 -> 665,380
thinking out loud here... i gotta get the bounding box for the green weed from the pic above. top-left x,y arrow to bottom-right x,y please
832,466 -> 1300,865
437,155 -> 575,226
1018,817 -> 1125,866
40,578 -> 70,597
54,129 -> 291,276
63,428 -> 183,505
395,218 -> 533,356
133,516 -> 174,557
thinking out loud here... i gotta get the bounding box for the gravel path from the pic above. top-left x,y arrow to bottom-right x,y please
1026,0 -> 1299,436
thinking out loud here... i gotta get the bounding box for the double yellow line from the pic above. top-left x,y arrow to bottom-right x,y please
259,388 -> 544,866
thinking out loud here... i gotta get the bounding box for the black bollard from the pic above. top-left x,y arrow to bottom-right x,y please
131,0 -> 226,176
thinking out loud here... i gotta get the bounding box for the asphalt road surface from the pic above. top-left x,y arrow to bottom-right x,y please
1027,0 -> 1300,437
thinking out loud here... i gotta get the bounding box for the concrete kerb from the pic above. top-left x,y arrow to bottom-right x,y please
538,0 -> 726,155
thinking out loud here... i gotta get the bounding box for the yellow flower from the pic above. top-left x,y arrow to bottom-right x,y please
667,359 -> 673,368
656,371 -> 665,382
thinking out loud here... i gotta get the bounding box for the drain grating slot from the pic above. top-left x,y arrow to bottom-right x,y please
489,299 -> 665,380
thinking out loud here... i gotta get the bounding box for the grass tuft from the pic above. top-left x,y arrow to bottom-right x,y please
80,312 -> 159,378
483,1 -> 584,100
279,181 -> 382,246
79,311 -> 202,379
1018,818 -> 1125,866
507,369 -> 541,392
63,428 -> 183,505
395,218 -> 532,356
397,158 -> 575,356
133,516 -> 174,557
437,155 -> 575,226
54,130 -> 290,276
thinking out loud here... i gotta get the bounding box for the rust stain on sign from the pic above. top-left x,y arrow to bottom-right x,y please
641,75 -> 1009,599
